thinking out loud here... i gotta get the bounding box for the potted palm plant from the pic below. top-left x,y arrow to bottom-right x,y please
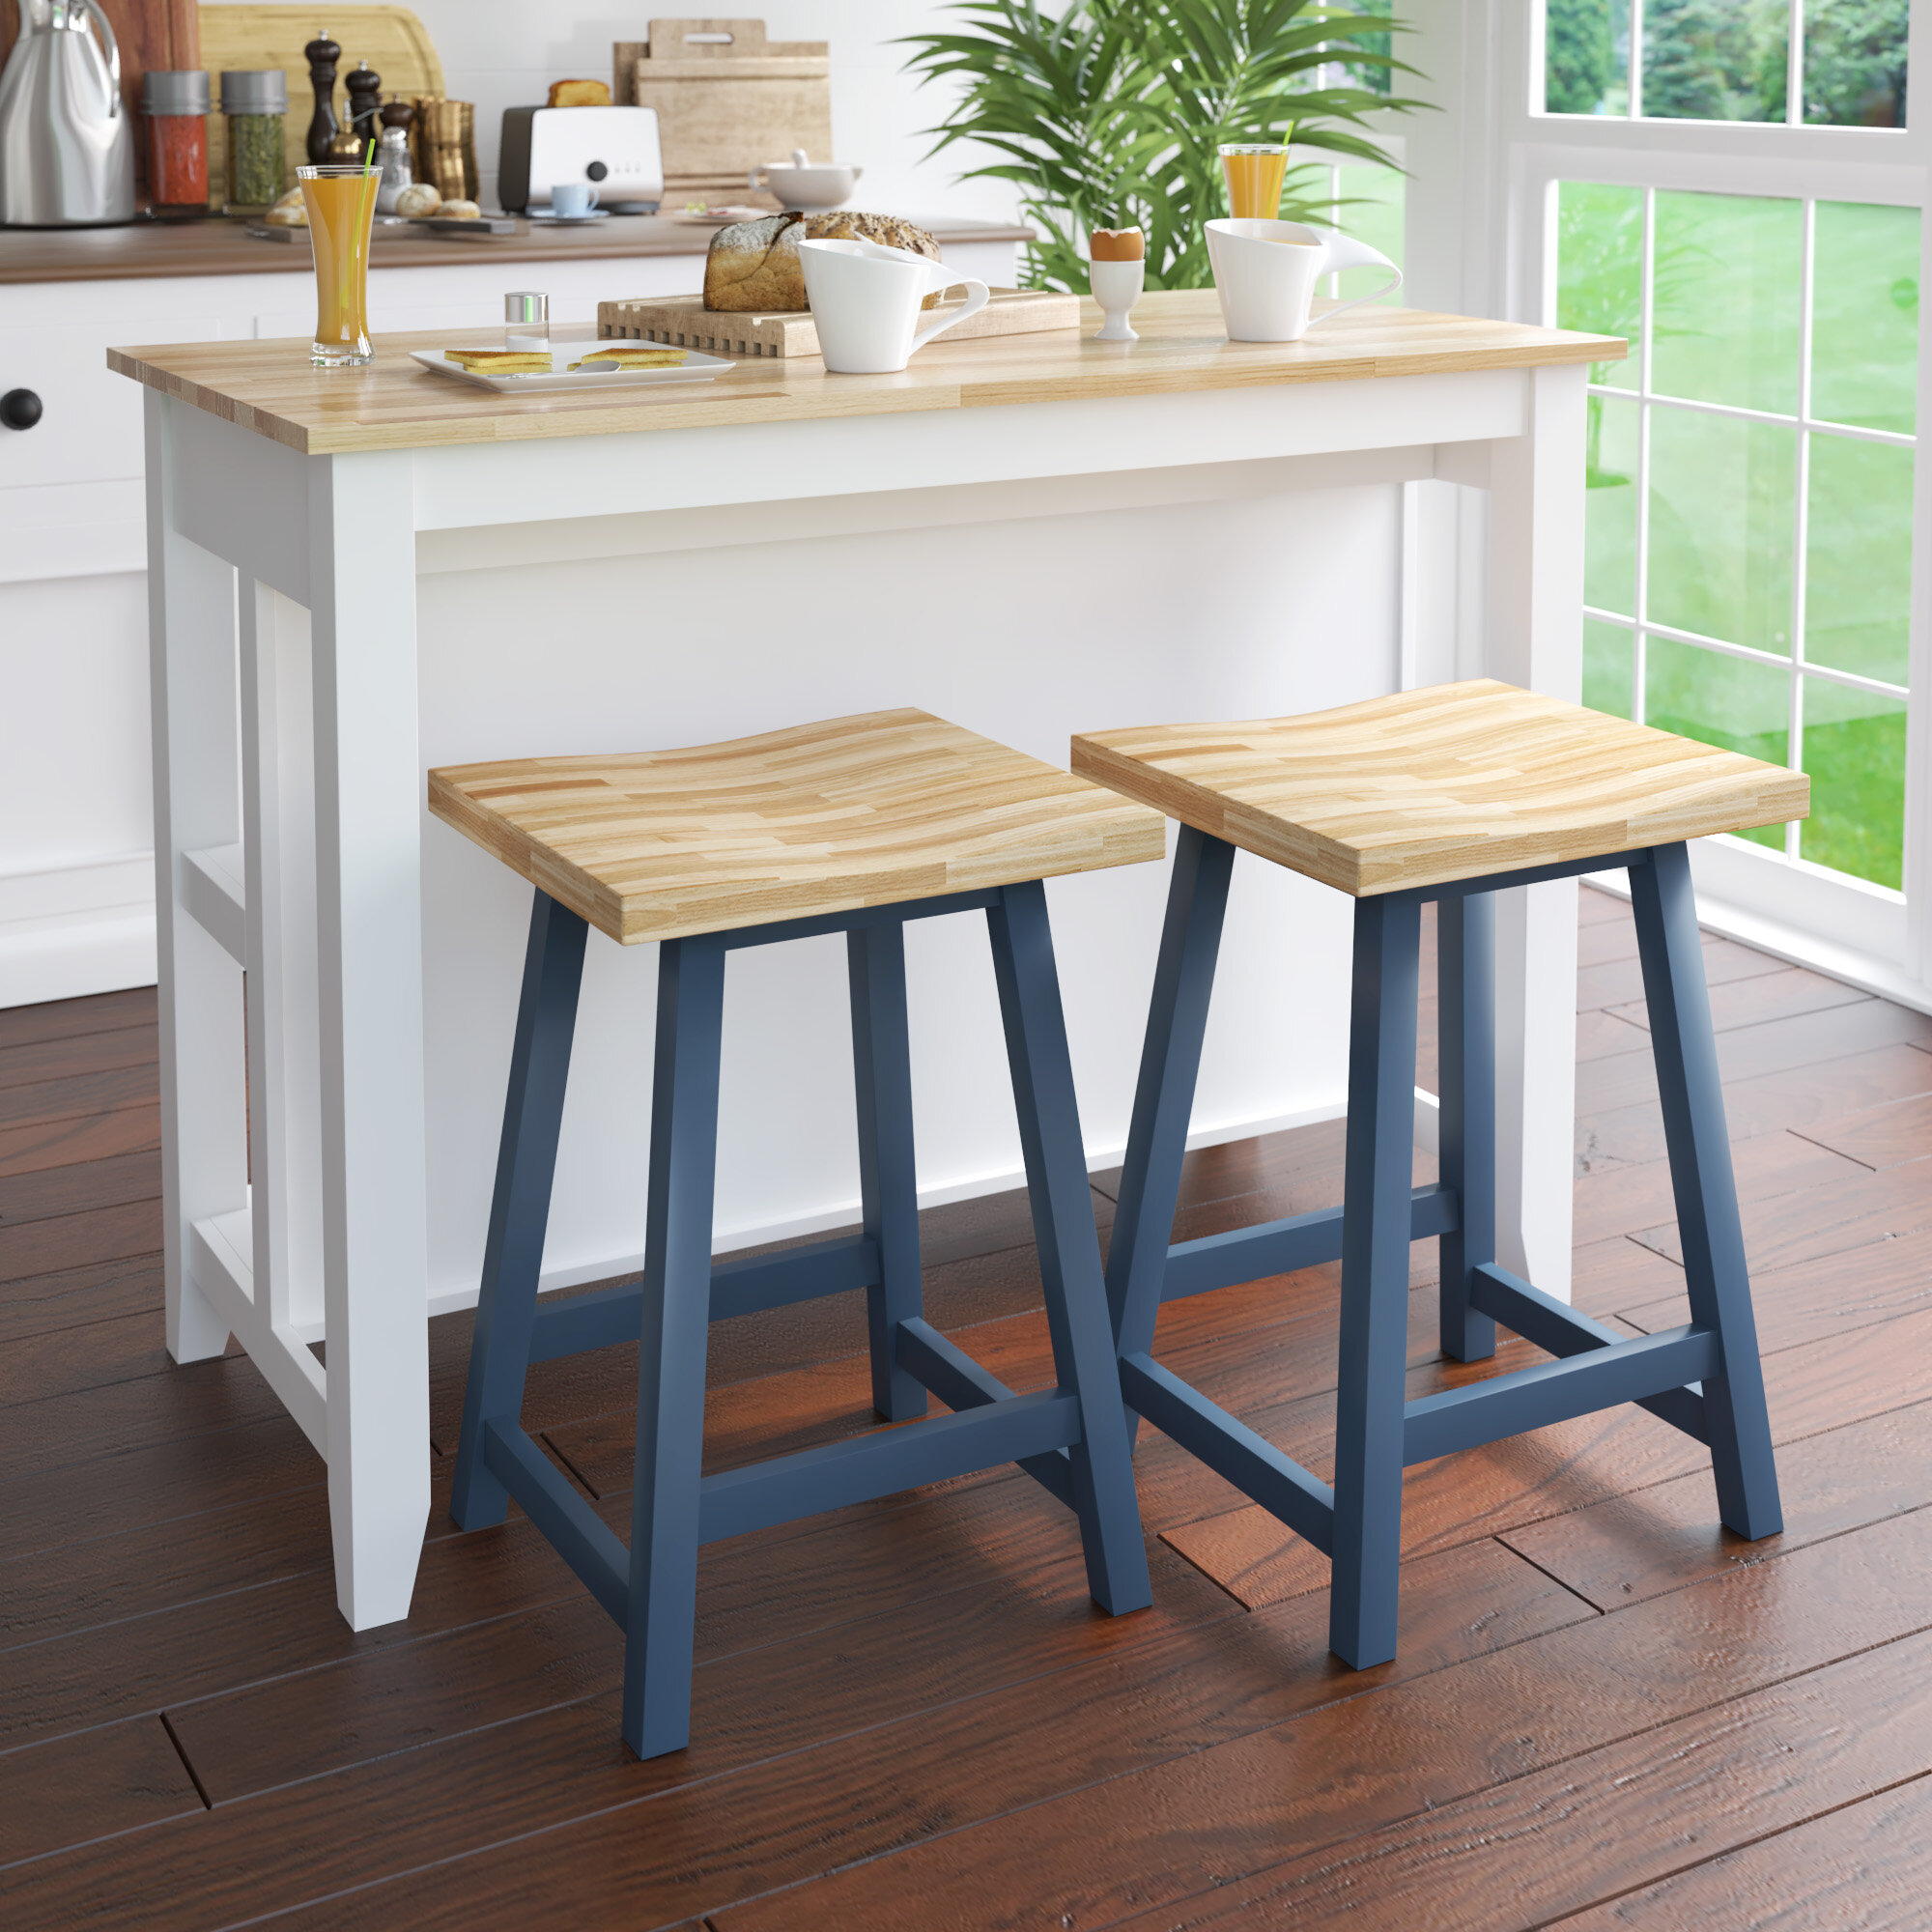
900,0 -> 1428,292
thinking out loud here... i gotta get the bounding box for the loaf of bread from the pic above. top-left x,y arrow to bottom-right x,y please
703,212 -> 945,312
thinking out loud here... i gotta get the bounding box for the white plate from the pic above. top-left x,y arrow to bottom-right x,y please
412,346 -> 741,394
524,208 -> 611,224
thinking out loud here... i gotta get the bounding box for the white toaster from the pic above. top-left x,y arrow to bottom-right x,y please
497,106 -> 664,213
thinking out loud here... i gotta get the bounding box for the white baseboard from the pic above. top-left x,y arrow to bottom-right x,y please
1586,869 -> 1932,1019
0,854 -> 157,1009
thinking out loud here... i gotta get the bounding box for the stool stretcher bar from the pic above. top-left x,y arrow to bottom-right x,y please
1161,1184 -> 1459,1303
528,1233 -> 884,1363
483,1381 -> 1086,1628
895,1315 -> 1076,1509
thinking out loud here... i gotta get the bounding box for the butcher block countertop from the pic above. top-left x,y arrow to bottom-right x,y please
108,291 -> 1626,456
0,212 -> 1034,285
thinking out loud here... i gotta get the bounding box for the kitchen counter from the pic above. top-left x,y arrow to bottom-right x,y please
0,212 -> 1035,285
119,290 -> 1613,1631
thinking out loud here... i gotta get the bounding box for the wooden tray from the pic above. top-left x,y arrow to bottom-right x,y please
597,287 -> 1079,358
245,215 -> 524,243
614,18 -> 832,203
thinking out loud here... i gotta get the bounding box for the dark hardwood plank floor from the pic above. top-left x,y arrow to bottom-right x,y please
1,888 -> 1928,1930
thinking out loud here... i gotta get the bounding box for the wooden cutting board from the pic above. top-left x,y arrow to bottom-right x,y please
597,287 -> 1080,358
613,18 -> 832,202
198,4 -> 444,192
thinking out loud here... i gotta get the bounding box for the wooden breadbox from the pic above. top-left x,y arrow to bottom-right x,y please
613,17 -> 832,205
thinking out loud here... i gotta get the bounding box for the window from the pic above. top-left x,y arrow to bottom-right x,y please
1545,0 -> 1908,127
1559,181 -> 1918,890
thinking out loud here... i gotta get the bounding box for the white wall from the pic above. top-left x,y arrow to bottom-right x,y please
201,0 -> 1019,220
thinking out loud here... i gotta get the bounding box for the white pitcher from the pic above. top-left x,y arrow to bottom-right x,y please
1205,218 -> 1402,343
798,238 -> 988,374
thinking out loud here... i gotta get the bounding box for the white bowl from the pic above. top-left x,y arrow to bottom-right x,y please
750,157 -> 863,212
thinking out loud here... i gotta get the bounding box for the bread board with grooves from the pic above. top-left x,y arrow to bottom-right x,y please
597,286 -> 1079,357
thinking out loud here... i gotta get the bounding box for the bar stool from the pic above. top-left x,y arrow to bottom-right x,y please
437,708 -> 1161,1759
1073,679 -> 1806,1671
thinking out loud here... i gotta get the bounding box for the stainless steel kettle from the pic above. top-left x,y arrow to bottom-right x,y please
0,0 -> 137,226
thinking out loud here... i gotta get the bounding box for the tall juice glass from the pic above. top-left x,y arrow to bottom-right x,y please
1219,144 -> 1288,219
298,163 -> 380,366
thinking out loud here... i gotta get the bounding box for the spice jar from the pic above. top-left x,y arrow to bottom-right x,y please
220,70 -> 289,215
140,71 -> 211,214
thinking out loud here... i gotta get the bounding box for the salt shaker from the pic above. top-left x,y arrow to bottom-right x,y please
505,292 -> 550,354
375,122 -> 413,213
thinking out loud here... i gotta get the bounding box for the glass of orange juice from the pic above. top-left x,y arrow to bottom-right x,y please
298,163 -> 381,366
1219,144 -> 1288,220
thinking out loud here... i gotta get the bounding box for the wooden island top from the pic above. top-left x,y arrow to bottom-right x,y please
109,291 -> 1625,457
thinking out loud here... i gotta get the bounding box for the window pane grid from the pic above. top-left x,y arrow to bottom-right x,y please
1560,178 -> 1917,892
1544,0 -> 1907,127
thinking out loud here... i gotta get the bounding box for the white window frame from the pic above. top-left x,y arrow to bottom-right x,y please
1406,0 -> 1932,1009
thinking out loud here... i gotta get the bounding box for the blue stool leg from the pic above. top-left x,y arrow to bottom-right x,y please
987,881 -> 1153,1616
1106,830 -> 1236,1425
1436,891 -> 1498,1363
1329,891 -> 1423,1670
451,890 -> 586,1531
848,921 -> 927,1422
622,934 -> 727,1760
1630,843 -> 1783,1541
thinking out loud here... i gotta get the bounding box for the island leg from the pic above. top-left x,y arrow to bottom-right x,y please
1482,360 -> 1587,1297
146,392 -> 242,1367
308,451 -> 433,1630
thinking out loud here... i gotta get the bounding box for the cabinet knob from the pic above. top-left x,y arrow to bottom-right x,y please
1,388 -> 42,431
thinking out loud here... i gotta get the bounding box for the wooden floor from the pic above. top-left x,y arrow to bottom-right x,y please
5,886 -> 1932,1929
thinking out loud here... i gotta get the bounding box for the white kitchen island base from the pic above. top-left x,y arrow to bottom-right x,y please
122,295 -> 1607,1629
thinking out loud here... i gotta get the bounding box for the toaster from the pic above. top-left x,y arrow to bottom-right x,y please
498,106 -> 664,213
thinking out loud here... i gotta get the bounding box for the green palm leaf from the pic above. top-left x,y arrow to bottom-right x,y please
900,0 -> 1430,291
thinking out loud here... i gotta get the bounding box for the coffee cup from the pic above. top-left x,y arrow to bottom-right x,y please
549,182 -> 600,217
798,239 -> 989,373
1205,218 -> 1402,342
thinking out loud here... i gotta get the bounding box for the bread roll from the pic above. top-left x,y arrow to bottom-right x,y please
703,212 -> 945,312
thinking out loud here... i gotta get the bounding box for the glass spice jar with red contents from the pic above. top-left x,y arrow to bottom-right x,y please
140,71 -> 212,214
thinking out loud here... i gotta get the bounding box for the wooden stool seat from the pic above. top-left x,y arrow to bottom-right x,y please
431,707 -> 1165,944
1072,678 -> 1809,896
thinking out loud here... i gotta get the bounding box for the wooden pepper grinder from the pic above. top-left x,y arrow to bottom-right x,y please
304,29 -> 342,166
346,62 -> 384,152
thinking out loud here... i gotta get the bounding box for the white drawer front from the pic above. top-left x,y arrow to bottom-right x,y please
0,311 -> 230,489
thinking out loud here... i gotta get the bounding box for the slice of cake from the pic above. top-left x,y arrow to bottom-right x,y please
568,345 -> 691,370
444,349 -> 554,373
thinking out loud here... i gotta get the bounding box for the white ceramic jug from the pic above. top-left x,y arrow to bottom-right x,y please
1205,218 -> 1402,343
798,238 -> 988,373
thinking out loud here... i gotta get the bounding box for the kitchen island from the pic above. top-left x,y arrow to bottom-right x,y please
111,291 -> 1616,1630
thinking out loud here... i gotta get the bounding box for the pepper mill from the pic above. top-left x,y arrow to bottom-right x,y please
346,62 -> 384,151
304,28 -> 342,166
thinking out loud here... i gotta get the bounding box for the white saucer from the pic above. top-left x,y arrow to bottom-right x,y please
412,345 -> 740,394
525,208 -> 612,224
